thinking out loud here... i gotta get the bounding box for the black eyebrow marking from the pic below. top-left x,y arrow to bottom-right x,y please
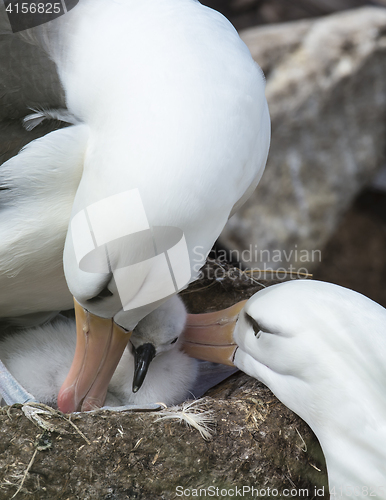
245,312 -> 274,337
245,312 -> 263,337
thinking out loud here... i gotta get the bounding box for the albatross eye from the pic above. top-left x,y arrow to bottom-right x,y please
170,337 -> 178,345
245,312 -> 264,338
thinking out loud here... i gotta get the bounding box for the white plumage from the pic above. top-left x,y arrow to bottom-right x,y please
0,314 -> 198,407
233,280 -> 386,496
0,0 -> 270,411
0,0 -> 269,323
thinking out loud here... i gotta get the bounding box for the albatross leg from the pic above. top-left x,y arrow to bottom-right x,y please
0,359 -> 37,405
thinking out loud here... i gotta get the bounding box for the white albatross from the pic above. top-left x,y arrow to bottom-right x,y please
0,0 -> 270,412
182,280 -> 386,498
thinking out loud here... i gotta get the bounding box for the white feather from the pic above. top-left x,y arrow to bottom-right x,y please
234,280 -> 386,494
23,108 -> 79,131
0,315 -> 198,407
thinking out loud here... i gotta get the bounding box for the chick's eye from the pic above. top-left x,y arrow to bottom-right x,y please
245,312 -> 263,338
170,337 -> 178,345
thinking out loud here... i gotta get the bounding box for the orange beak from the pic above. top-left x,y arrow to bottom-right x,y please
57,299 -> 132,413
181,300 -> 247,366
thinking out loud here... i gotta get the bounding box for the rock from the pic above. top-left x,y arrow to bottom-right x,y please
203,0 -> 379,31
313,187 -> 386,307
0,14 -> 67,166
219,7 -> 386,272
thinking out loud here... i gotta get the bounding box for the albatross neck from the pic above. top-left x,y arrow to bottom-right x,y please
318,424 -> 386,498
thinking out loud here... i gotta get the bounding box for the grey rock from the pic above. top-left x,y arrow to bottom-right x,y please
220,7 -> 386,272
203,0 -> 380,31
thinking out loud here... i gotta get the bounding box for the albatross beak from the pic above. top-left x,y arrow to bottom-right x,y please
132,343 -> 156,393
181,300 -> 247,366
57,299 -> 132,413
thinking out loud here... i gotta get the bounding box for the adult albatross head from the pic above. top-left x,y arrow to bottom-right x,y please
183,280 -> 386,491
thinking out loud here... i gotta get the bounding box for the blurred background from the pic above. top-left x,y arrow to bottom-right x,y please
203,0 -> 386,307
203,0 -> 386,30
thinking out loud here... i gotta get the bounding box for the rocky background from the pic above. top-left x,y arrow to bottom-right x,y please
204,0 -> 386,307
204,0 -> 386,30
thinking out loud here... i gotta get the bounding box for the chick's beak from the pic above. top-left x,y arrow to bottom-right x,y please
132,343 -> 156,393
57,299 -> 132,413
181,300 -> 247,366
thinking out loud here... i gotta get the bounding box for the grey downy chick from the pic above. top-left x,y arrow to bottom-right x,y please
129,295 -> 190,393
